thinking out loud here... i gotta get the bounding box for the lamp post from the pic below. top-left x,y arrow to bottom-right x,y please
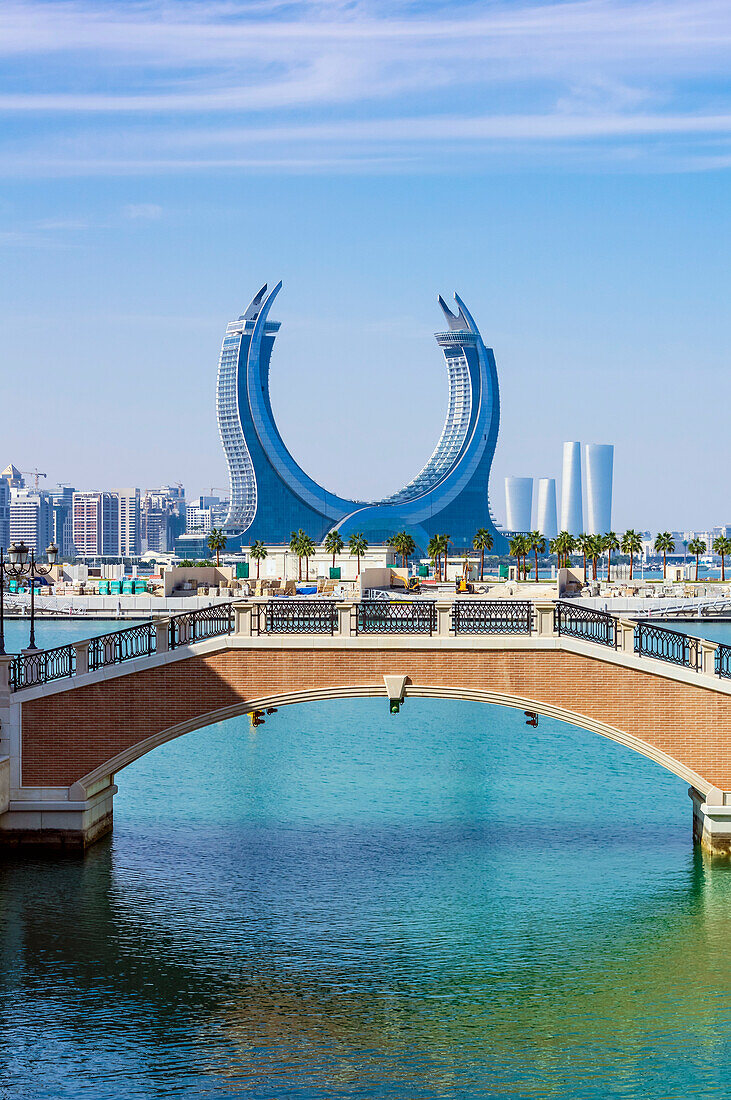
0,540 -> 58,654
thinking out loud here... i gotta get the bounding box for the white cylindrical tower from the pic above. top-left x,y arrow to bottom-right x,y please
560,441 -> 583,535
584,444 -> 614,534
535,478 -> 558,538
505,477 -> 533,532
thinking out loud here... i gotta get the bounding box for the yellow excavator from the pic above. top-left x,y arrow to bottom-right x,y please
455,558 -> 474,594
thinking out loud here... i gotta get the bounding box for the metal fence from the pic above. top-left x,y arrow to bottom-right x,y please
634,621 -> 699,671
716,643 -> 731,679
9,643 -> 76,691
554,601 -> 617,647
9,603 -> 235,692
89,621 -> 155,671
452,600 -> 532,635
256,600 -> 338,635
357,600 -> 436,635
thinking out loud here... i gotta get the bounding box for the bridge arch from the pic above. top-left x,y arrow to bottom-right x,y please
72,684 -> 712,801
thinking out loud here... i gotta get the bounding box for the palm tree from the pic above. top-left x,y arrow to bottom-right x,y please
509,535 -> 526,579
576,534 -> 593,582
437,534 -> 451,581
289,529 -> 306,581
249,540 -> 268,579
323,531 -> 344,571
299,533 -> 316,580
554,530 -> 575,569
621,529 -> 643,580
427,536 -> 442,581
712,535 -> 731,582
588,535 -> 604,580
654,531 -> 675,579
207,528 -> 227,567
348,532 -> 368,575
472,528 -> 494,580
687,537 -> 706,582
528,530 -> 546,583
602,531 -> 620,582
387,531 -> 416,568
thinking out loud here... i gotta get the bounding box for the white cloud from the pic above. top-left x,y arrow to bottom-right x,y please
123,203 -> 163,219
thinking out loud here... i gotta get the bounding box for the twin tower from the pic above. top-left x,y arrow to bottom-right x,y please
505,442 -> 614,538
216,283 -> 507,554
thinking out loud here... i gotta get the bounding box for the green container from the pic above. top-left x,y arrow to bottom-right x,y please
8,580 -> 17,593
498,564 -> 509,579
134,580 -> 147,593
110,581 -> 121,595
122,580 -> 134,594
98,580 -> 110,595
236,562 -> 250,579
418,565 -> 429,577
329,567 -> 341,579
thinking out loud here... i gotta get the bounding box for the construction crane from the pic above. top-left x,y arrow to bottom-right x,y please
20,469 -> 47,489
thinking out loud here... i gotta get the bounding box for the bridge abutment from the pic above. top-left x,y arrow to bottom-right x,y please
0,778 -> 116,852
690,787 -> 731,857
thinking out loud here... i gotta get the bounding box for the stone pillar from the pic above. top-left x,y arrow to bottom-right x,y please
533,601 -> 557,637
155,619 -> 170,654
233,602 -> 253,637
689,786 -> 731,857
73,639 -> 90,676
0,655 -> 11,761
336,602 -> 354,637
435,600 -> 453,636
699,639 -> 718,677
618,618 -> 636,654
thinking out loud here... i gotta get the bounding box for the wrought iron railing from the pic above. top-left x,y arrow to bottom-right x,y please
9,603 -> 235,691
452,600 -> 532,635
357,600 -> 436,635
554,601 -> 617,647
169,603 -> 235,648
716,643 -> 731,680
634,621 -> 699,671
89,621 -> 155,670
257,600 -> 338,635
9,643 -> 76,691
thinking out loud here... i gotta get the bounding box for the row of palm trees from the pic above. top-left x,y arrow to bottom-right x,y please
247,530 -> 371,581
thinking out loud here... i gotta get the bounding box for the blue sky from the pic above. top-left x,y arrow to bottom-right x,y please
1,0 -> 730,530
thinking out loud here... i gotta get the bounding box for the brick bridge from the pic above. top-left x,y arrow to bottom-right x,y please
0,599 -> 729,855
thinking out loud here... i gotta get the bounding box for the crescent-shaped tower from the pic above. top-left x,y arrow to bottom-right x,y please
216,283 -> 506,553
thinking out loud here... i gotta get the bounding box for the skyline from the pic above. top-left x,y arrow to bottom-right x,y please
1,0 -> 730,529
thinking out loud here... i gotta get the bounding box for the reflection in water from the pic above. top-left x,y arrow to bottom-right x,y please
1,699 -> 729,1099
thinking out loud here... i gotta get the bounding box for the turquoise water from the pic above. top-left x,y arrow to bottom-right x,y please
2,692 -> 729,1099
2,618 -> 130,653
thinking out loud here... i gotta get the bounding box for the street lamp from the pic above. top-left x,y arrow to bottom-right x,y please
0,541 -> 58,654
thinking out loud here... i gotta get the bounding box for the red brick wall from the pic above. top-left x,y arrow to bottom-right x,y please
19,646 -> 731,789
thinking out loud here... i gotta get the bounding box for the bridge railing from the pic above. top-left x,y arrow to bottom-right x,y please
89,621 -> 155,670
356,600 -> 436,635
634,620 -> 700,671
169,603 -> 235,649
716,643 -> 731,680
9,643 -> 76,691
554,601 -> 617,647
8,603 -> 235,692
452,600 -> 532,635
253,600 -> 338,635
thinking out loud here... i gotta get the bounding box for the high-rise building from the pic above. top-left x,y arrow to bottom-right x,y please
117,489 -> 141,556
560,441 -> 583,535
535,478 -> 558,539
584,444 -> 614,535
2,464 -> 25,489
72,491 -> 119,556
0,478 -> 9,549
216,283 -> 506,552
186,505 -> 214,533
50,485 -> 75,557
10,488 -> 53,554
504,477 -> 533,533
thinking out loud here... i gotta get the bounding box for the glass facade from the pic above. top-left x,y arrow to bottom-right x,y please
216,284 -> 506,553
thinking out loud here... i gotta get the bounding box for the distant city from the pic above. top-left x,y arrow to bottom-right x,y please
1,460 -> 729,567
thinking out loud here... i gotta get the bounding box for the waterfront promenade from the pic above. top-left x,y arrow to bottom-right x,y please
1,598 -> 729,855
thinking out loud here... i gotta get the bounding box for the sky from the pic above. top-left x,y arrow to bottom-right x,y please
1,0 -> 730,531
